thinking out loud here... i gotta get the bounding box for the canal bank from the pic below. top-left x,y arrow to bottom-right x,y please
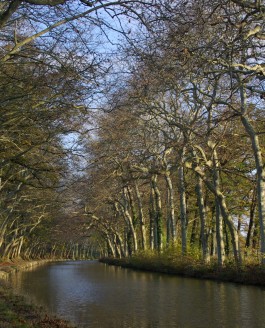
99,255 -> 265,287
0,259 -> 75,328
0,259 -> 53,280
2,258 -> 265,327
8,260 -> 265,328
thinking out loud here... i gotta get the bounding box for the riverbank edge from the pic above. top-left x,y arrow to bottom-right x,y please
0,258 -> 76,328
0,258 -> 55,280
99,257 -> 265,287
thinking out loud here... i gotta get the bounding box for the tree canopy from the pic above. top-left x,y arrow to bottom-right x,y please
0,0 -> 264,265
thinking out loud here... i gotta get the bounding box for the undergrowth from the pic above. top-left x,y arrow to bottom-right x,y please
100,246 -> 265,286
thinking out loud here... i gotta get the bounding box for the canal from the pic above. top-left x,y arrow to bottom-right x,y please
9,260 -> 265,327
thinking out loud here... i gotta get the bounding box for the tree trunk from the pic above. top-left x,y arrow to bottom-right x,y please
213,149 -> 225,266
195,175 -> 210,262
114,231 -> 125,258
121,187 -> 138,253
149,184 -> 155,250
135,181 -> 147,250
192,164 -> 240,265
178,161 -> 187,255
245,186 -> 257,249
151,174 -> 163,251
215,202 -> 225,266
165,172 -> 177,243
241,114 -> 265,262
239,83 -> 265,263
106,234 -> 115,257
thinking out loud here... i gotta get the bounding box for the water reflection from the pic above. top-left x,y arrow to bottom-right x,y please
9,261 -> 265,328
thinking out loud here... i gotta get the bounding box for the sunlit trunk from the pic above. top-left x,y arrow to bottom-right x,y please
193,164 -> 240,265
165,172 -> 177,243
239,82 -> 265,263
151,174 -> 163,251
195,176 -> 210,262
178,157 -> 187,255
213,149 -> 225,266
135,182 -> 147,250
121,187 -> 138,253
241,117 -> 265,261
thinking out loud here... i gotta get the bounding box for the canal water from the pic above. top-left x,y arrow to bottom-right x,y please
9,260 -> 265,327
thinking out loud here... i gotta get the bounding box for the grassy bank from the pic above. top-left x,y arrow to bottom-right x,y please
0,283 -> 75,328
0,259 -> 75,328
100,251 -> 265,286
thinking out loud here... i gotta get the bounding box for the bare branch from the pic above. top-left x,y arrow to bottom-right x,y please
0,0 -> 21,29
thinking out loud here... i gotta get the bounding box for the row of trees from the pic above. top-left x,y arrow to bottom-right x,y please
0,0 -> 152,260
0,37 -> 88,258
0,0 -> 264,266
81,0 -> 265,266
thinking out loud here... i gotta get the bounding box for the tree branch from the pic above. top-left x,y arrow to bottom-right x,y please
25,0 -> 67,5
0,0 -> 21,29
0,0 -> 138,63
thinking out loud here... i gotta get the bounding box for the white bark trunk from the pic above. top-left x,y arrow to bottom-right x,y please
195,176 -> 210,262
213,149 -> 225,266
178,162 -> 187,255
239,83 -> 265,263
165,172 -> 177,243
193,164 -> 240,265
121,187 -> 138,253
135,182 -> 147,250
